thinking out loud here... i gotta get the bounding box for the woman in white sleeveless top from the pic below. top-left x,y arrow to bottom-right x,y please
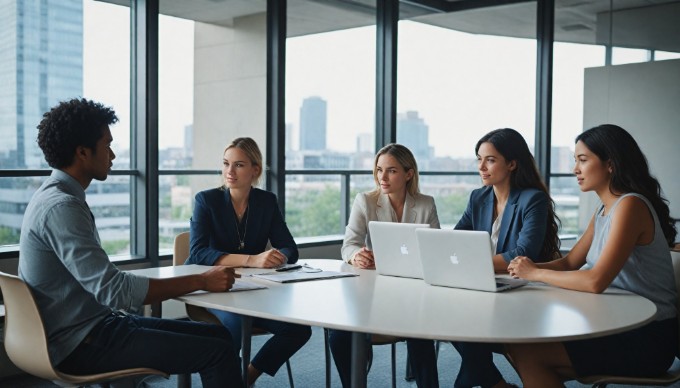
507,124 -> 678,388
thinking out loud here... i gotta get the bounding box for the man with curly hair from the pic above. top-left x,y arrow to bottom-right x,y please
19,98 -> 243,387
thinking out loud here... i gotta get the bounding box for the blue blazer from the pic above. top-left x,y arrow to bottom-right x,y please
187,187 -> 298,265
455,186 -> 549,263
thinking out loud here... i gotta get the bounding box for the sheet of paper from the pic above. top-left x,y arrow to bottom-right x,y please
251,270 -> 357,283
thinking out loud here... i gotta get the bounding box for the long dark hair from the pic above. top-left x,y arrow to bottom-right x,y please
576,124 -> 677,246
476,128 -> 561,259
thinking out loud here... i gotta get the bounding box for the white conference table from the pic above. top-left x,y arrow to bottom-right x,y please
131,259 -> 656,388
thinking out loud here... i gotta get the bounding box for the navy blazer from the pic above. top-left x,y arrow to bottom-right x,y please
187,187 -> 298,265
455,186 -> 549,263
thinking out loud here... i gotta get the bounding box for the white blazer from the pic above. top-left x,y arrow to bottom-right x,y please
341,191 -> 440,262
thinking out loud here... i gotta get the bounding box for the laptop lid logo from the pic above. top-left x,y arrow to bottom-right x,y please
400,244 -> 409,255
450,253 -> 459,264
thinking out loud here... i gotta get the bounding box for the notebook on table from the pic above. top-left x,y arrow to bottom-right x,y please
416,229 -> 527,292
368,221 -> 431,279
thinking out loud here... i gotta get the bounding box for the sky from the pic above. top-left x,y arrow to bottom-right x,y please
81,0 -> 673,159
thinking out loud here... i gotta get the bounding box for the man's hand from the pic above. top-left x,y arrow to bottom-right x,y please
200,266 -> 240,292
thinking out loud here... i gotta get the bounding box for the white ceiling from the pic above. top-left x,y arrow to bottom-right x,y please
97,0 -> 680,51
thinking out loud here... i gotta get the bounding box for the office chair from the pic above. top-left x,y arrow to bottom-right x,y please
173,231 -> 295,388
323,328 -> 403,388
574,249 -> 680,388
0,271 -> 168,387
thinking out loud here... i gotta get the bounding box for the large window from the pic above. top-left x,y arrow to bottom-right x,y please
0,0 -> 131,255
158,14 -> 195,251
3,0 -> 678,259
285,0 -> 377,239
398,3 -> 537,228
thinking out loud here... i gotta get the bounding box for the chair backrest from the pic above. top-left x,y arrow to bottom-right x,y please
671,250 -> 680,353
172,231 -> 222,324
173,231 -> 190,266
0,271 -> 61,381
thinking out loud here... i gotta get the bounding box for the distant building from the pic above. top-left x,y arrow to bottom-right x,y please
0,0 -> 83,169
397,111 -> 431,166
184,124 -> 193,158
299,96 -> 327,151
356,132 -> 373,153
0,0 -> 85,239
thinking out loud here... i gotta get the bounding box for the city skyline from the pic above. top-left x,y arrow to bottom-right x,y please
77,2 -> 602,160
4,0 -> 672,166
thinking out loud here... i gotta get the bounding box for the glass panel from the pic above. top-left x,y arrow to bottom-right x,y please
286,0 -> 376,165
85,176 -> 131,256
420,174 -> 480,229
159,174 -> 194,252
0,0 -> 131,255
0,177 -> 44,247
551,42 -> 605,173
1,0 -> 129,168
550,175 -> 580,249
285,0 -> 376,239
398,2 -> 537,172
84,0 -> 131,164
158,15 -> 194,170
286,174 -> 344,238
350,174 -> 376,203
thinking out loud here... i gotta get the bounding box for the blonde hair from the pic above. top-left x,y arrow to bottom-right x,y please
224,137 -> 263,186
371,143 -> 420,197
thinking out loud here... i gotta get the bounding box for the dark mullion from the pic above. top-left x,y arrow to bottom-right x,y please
131,0 -> 159,266
535,0 -> 554,186
266,0 -> 287,215
375,0 -> 399,150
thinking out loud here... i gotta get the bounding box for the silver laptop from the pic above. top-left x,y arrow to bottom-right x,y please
368,221 -> 430,279
416,229 -> 527,292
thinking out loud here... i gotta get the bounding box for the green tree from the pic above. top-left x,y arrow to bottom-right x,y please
0,227 -> 20,246
287,185 -> 342,237
433,193 -> 469,226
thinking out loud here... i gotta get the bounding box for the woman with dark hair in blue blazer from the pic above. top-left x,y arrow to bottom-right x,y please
452,128 -> 561,388
186,137 -> 311,387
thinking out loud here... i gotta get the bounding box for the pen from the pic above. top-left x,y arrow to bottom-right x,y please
275,264 -> 302,272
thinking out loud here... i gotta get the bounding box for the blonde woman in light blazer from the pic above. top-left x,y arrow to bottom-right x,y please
330,143 -> 441,388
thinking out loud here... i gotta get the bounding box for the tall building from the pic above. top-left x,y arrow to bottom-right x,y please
299,96 -> 327,151
0,0 -> 83,168
356,132 -> 373,153
397,111 -> 431,163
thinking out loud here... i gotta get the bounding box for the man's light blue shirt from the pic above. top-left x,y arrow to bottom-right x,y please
19,169 -> 149,365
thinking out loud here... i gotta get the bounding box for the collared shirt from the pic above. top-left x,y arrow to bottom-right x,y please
19,169 -> 149,365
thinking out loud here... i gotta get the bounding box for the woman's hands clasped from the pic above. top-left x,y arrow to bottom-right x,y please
507,256 -> 538,280
351,247 -> 375,269
248,248 -> 287,268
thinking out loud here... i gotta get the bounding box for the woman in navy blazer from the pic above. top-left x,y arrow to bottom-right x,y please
452,128 -> 561,388
187,137 -> 310,386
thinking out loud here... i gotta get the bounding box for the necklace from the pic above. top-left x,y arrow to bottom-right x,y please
233,205 -> 249,250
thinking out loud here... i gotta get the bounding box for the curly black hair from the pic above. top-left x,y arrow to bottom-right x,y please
37,98 -> 118,168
